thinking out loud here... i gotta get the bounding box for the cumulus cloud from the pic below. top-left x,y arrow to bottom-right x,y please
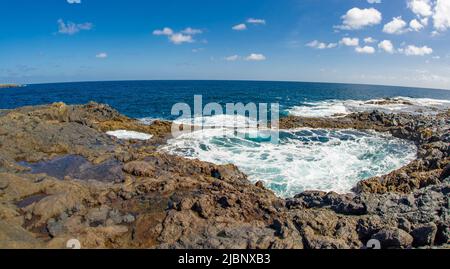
383,17 -> 408,34
153,27 -> 200,44
247,18 -> 266,25
433,0 -> 450,32
245,53 -> 266,61
95,52 -> 108,59
336,7 -> 382,30
355,46 -> 375,54
67,0 -> 81,3
364,37 -> 376,43
57,19 -> 92,35
306,40 -> 338,49
225,55 -> 240,61
153,27 -> 174,36
410,19 -> 425,31
408,0 -> 433,17
232,23 -> 247,31
400,45 -> 433,56
378,40 -> 395,53
169,33 -> 193,44
339,37 -> 359,46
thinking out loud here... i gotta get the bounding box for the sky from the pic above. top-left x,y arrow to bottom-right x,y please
1,0 -> 450,90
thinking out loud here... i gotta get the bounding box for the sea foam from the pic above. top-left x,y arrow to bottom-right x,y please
106,130 -> 153,140
287,96 -> 450,118
162,124 -> 417,197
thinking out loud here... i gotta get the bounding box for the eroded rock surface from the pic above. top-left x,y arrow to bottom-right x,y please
0,102 -> 448,249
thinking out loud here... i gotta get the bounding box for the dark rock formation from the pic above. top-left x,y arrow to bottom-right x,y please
0,102 -> 448,249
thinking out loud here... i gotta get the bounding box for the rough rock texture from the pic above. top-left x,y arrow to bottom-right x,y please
0,102 -> 449,249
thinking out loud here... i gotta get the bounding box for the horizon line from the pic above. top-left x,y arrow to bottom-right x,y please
9,78 -> 450,92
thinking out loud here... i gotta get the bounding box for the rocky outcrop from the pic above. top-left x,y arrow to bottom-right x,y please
0,102 -> 448,249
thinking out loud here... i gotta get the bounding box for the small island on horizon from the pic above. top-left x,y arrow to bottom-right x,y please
0,83 -> 25,89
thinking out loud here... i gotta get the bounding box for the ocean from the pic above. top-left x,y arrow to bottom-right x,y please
2,80 -> 450,197
1,80 -> 450,119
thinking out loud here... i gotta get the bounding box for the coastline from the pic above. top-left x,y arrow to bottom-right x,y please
0,84 -> 25,89
0,102 -> 448,249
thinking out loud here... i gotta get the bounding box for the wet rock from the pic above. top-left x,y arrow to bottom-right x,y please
371,228 -> 413,249
255,181 -> 265,188
411,223 -> 437,247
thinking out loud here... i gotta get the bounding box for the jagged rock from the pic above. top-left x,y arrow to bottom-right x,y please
0,103 -> 448,249
371,228 -> 413,249
122,161 -> 155,177
441,164 -> 450,180
46,218 -> 65,237
86,206 -> 110,226
411,223 -> 438,247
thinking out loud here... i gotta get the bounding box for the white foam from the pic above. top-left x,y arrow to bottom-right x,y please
174,114 -> 260,128
139,117 -> 159,125
162,128 -> 417,197
106,130 -> 153,140
287,96 -> 450,118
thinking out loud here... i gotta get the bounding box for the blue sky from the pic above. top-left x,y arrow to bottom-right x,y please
1,0 -> 449,89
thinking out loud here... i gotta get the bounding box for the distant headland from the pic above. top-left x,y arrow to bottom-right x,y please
0,83 -> 26,88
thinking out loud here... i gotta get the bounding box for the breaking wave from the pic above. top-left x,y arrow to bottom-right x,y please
287,97 -> 450,118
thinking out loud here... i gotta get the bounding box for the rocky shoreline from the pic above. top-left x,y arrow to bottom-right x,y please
0,102 -> 448,249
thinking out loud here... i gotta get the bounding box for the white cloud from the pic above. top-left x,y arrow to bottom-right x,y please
383,17 -> 408,34
408,0 -> 433,17
245,53 -> 266,61
410,19 -> 425,31
364,37 -> 376,43
367,0 -> 381,3
433,0 -> 450,32
378,40 -> 395,53
152,27 -> 173,36
306,40 -> 338,49
225,55 -> 240,61
400,45 -> 433,56
339,37 -> 359,46
169,33 -> 194,44
232,23 -> 247,31
355,46 -> 375,54
181,27 -> 202,35
67,0 -> 81,3
336,8 -> 382,30
247,18 -> 266,25
153,27 -> 200,44
57,19 -> 92,35
95,52 -> 108,59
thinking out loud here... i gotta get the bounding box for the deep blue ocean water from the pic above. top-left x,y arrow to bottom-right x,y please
1,80 -> 450,119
